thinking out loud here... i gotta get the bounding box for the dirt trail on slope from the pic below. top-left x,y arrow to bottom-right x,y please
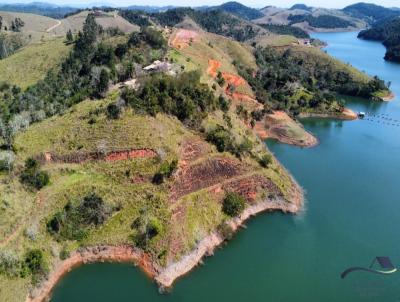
46,20 -> 62,33
40,148 -> 157,164
170,29 -> 199,49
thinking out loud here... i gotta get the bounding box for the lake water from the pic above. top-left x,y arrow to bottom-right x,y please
50,32 -> 400,302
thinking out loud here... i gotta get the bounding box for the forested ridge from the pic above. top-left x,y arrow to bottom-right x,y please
236,47 -> 388,115
358,17 -> 400,63
288,14 -> 355,29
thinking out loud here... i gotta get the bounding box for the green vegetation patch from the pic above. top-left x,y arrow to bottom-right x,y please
0,38 -> 70,89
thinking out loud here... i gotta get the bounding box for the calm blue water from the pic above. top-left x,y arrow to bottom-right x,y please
51,31 -> 400,302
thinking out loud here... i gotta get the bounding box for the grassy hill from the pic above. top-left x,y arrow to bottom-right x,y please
254,6 -> 366,32
0,11 -> 61,42
0,38 -> 71,89
60,10 -> 139,35
0,89 -> 299,301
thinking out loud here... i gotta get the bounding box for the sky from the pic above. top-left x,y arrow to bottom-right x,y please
1,0 -> 400,9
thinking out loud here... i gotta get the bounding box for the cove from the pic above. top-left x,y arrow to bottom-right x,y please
51,31 -> 400,302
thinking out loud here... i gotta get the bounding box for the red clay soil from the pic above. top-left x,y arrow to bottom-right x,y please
221,72 -> 246,87
222,174 -> 281,203
105,149 -> 157,162
180,138 -> 210,163
207,59 -> 221,78
40,148 -> 157,164
170,157 -> 248,201
170,29 -> 199,49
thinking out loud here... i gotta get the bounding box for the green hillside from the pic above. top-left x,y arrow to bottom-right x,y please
0,38 -> 71,89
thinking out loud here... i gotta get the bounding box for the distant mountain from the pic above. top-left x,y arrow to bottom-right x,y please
255,5 -> 365,31
123,5 -> 178,13
343,2 -> 400,24
0,2 -> 78,19
289,4 -> 312,11
209,1 -> 264,20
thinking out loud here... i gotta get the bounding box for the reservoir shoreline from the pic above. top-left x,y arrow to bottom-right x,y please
27,190 -> 303,302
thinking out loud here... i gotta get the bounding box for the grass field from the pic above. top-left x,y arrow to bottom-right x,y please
0,38 -> 71,89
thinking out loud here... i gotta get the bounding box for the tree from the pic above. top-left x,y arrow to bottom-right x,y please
24,249 -> 46,276
222,192 -> 246,217
106,103 -> 120,119
66,29 -> 73,43
96,69 -> 109,96
0,16 -> 2,32
20,158 -> 50,190
259,154 -> 272,168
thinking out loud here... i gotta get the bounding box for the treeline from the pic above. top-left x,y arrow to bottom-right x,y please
258,24 -> 310,38
0,14 -> 167,147
358,17 -> 400,63
235,47 -> 388,115
122,8 -> 260,42
288,14 -> 355,29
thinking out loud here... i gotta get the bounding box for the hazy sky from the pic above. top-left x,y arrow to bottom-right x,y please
1,0 -> 400,9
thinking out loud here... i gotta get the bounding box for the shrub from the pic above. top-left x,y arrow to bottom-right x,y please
47,193 -> 111,241
206,125 -> 232,152
20,158 -> 50,190
152,159 -> 178,184
0,151 -> 15,172
222,192 -> 246,217
106,103 -> 121,119
132,211 -> 164,249
24,249 -> 46,276
259,154 -> 272,168
0,250 -> 20,277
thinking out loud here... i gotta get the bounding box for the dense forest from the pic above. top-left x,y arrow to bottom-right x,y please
358,17 -> 400,63
258,24 -> 310,39
235,47 -> 388,115
288,14 -> 355,29
210,1 -> 264,20
122,8 -> 260,42
343,3 -> 400,23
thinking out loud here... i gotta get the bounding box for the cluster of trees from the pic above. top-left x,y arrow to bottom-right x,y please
0,249 -> 47,283
10,17 -> 25,32
259,24 -> 310,39
124,8 -> 260,42
288,14 -> 355,29
20,158 -> 49,190
121,71 -> 222,126
131,207 -> 164,250
358,17 -> 400,63
235,47 -> 388,115
47,193 -> 112,241
206,124 -> 253,157
222,192 -> 246,217
0,33 -> 24,59
119,10 -> 151,27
